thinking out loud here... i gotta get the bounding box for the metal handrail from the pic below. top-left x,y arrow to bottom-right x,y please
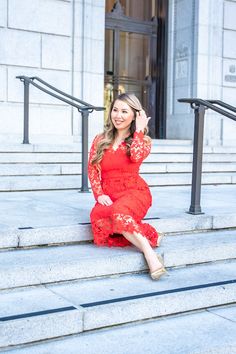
29,76 -> 104,111
16,75 -> 104,111
207,100 -> 236,114
16,75 -> 105,192
178,98 -> 236,121
178,98 -> 236,215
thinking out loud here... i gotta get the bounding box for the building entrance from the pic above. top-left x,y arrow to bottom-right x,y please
105,0 -> 168,138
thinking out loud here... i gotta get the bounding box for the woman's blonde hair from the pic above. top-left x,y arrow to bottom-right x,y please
91,93 -> 151,165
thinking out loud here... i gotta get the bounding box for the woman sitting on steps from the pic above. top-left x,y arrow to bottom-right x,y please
88,93 -> 167,280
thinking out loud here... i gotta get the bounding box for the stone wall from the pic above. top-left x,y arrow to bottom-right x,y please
222,0 -> 236,145
166,0 -> 236,145
1,0 -> 235,145
0,0 -> 105,144
166,0 -> 196,140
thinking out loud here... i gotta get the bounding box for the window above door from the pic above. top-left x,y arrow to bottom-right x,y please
106,0 -> 157,21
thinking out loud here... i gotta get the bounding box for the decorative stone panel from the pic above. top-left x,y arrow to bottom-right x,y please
8,0 -> 71,36
0,66 -> 7,101
224,0 -> 236,31
223,59 -> 236,87
41,35 -> 71,70
0,0 -> 7,27
223,30 -> 236,58
0,28 -> 41,67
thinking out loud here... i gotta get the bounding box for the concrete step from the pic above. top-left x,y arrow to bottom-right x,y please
3,305 -> 236,354
0,172 -> 236,192
146,172 -> 236,186
0,144 -> 82,153
3,305 -> 235,354
0,260 -> 235,348
0,145 -> 195,154
1,152 -> 236,164
141,162 -> 236,173
1,162 -> 236,176
0,163 -> 82,176
146,153 -> 236,163
0,230 -> 235,291
152,139 -> 192,145
0,152 -> 82,163
0,175 -> 81,191
1,142 -> 236,153
152,145 -> 236,154
0,140 -> 192,153
1,211 -> 236,250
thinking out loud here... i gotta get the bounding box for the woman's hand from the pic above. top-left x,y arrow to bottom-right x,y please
97,194 -> 113,206
135,109 -> 151,133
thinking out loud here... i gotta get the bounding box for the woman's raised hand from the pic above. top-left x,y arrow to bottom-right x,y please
97,194 -> 113,206
135,109 -> 151,133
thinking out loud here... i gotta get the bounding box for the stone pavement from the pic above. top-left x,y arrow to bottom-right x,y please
0,185 -> 236,230
7,304 -> 236,354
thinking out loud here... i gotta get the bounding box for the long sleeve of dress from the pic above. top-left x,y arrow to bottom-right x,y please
129,131 -> 151,163
88,136 -> 104,200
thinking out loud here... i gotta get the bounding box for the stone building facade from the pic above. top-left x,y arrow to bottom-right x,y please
0,0 -> 235,145
167,0 -> 236,145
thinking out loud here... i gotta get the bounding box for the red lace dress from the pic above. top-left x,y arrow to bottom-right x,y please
88,131 -> 159,247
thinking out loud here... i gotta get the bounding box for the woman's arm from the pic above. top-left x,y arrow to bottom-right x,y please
88,135 -> 113,205
88,135 -> 104,200
129,131 -> 151,163
129,109 -> 151,163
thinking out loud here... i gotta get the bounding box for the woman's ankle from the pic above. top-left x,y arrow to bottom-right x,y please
144,251 -> 162,273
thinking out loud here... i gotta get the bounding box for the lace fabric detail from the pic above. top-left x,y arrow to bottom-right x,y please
112,213 -> 140,234
109,141 -> 126,153
92,217 -> 130,247
130,131 -> 151,163
88,132 -> 151,200
91,214 -> 158,248
88,135 -> 104,200
102,174 -> 146,195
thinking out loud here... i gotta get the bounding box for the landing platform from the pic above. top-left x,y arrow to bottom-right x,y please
0,185 -> 235,230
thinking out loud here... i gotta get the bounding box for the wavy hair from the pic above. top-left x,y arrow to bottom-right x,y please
91,93 -> 151,165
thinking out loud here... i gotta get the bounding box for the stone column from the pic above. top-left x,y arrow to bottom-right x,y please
222,0 -> 236,145
166,0 -> 197,140
166,0 -> 236,146
195,0 -> 224,146
72,0 -> 105,143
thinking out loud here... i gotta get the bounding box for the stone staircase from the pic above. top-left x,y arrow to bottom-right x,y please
0,185 -> 236,352
0,140 -> 236,191
0,140 -> 236,353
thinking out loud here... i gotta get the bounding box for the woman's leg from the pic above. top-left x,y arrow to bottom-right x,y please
122,231 -> 163,273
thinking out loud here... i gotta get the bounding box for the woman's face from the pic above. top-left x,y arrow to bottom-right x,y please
111,99 -> 135,132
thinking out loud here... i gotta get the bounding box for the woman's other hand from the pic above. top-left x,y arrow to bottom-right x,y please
135,109 -> 151,133
97,194 -> 113,206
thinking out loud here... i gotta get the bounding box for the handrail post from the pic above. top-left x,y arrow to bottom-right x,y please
23,79 -> 30,144
80,109 -> 89,192
188,104 -> 206,214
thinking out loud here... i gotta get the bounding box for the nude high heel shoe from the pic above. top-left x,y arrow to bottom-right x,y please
150,254 -> 168,280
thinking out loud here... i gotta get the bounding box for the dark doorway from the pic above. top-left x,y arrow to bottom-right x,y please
105,0 -> 168,138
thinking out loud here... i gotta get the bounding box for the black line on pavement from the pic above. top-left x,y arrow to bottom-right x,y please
80,279 -> 236,308
0,306 -> 77,322
18,227 -> 34,230
144,217 -> 161,220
